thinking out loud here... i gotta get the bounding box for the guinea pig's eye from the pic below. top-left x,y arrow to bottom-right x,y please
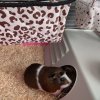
60,78 -> 65,82
59,71 -> 64,76
49,73 -> 55,78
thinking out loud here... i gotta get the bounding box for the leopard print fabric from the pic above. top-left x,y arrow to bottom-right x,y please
0,5 -> 70,45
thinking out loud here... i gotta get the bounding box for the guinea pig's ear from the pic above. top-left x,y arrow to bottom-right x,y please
61,65 -> 77,83
61,65 -> 76,73
61,65 -> 75,71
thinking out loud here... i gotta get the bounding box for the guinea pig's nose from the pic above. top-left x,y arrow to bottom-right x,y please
60,77 -> 68,84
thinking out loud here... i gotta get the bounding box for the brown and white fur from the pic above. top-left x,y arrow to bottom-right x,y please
24,63 -> 77,99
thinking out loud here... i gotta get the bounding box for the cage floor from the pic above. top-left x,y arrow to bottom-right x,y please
0,45 -> 56,100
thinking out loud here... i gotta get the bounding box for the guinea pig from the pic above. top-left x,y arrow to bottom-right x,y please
24,63 -> 77,99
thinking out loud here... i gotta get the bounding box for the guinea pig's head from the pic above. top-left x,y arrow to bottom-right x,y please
48,67 -> 71,86
38,66 -> 73,94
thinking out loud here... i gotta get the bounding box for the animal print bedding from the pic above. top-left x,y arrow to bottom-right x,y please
0,0 -> 75,45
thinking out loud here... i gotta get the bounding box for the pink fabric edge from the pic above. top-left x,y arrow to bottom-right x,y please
22,42 -> 49,46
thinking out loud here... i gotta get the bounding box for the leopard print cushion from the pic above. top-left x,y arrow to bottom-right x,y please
0,5 -> 70,45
